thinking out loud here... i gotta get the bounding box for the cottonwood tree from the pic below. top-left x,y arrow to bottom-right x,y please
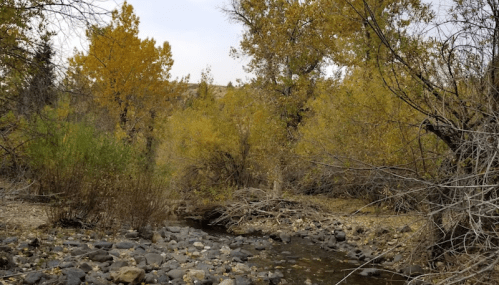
69,2 -> 185,163
223,0 -> 336,131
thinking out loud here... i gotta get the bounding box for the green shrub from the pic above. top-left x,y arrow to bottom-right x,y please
27,114 -> 171,229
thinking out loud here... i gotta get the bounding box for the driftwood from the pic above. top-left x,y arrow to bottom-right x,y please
208,188 -> 319,229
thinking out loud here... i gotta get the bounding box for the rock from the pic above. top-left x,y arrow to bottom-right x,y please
145,253 -> 163,267
3,237 -> 18,244
124,232 -> 139,239
24,272 -> 45,284
109,260 -> 129,272
235,276 -> 252,285
230,249 -> 249,261
94,242 -> 113,249
219,279 -> 235,285
62,268 -> 86,285
393,254 -> 403,263
255,243 -> 267,251
115,241 -> 135,249
62,241 -> 80,247
79,262 -> 93,273
269,271 -> 284,285
326,237 -> 337,248
401,265 -> 424,277
85,272 -> 109,285
144,272 -> 157,283
186,269 -> 205,281
220,246 -> 231,255
167,269 -> 185,280
110,266 -> 145,284
232,263 -> 250,274
335,230 -> 346,242
172,253 -> 188,263
279,233 -> 291,243
193,242 -> 204,250
90,254 -> 113,263
167,226 -> 181,233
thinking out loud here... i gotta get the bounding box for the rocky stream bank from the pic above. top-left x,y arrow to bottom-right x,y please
0,218 -> 428,285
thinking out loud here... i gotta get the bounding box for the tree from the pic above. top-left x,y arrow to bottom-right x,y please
69,1 -> 184,159
343,0 -> 499,281
224,0 -> 336,131
18,38 -> 57,117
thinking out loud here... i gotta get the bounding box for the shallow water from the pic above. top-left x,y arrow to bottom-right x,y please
185,220 -> 406,285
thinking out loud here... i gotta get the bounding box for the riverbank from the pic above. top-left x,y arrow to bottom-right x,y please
0,197 -> 428,284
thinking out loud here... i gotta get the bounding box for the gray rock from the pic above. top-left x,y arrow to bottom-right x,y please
269,270 -> 284,285
71,248 -> 89,256
124,232 -> 139,239
24,272 -> 45,284
94,242 -> 113,249
59,262 -> 75,269
79,262 -> 93,273
52,246 -> 63,252
401,265 -> 424,277
172,253 -> 188,263
3,237 -> 18,244
47,260 -> 60,268
144,272 -> 157,283
62,268 -> 86,285
279,233 -> 291,243
254,243 -> 266,251
167,269 -> 185,280
115,241 -> 135,249
167,226 -> 181,233
90,254 -> 113,262
335,230 -> 346,242
393,254 -> 403,263
62,241 -> 80,247
133,255 -> 146,265
109,260 -> 128,272
235,276 -> 252,285
145,253 -> 163,267
85,272 -> 109,285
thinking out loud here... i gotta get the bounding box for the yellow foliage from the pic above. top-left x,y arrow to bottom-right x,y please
67,1 -> 180,143
297,68 -> 439,170
160,86 -> 286,196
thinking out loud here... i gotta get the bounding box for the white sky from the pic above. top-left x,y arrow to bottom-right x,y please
58,0 -> 251,85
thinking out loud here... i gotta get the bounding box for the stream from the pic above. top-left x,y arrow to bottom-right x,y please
184,220 -> 407,285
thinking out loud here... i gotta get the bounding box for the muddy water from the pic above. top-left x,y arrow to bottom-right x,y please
186,220 -> 406,285
243,238 -> 406,285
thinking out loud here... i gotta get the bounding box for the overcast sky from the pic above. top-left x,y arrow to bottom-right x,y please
61,0 -> 251,85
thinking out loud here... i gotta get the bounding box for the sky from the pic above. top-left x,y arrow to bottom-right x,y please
59,0 -> 251,85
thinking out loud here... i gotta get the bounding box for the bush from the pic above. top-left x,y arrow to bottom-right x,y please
27,114 -> 171,229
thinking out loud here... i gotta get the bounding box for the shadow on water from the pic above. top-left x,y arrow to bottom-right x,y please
184,219 -> 407,285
